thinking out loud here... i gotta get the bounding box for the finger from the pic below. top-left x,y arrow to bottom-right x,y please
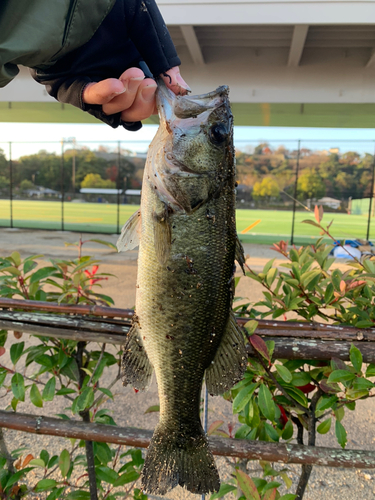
161,67 -> 191,96
121,80 -> 157,122
82,79 -> 126,105
103,76 -> 155,116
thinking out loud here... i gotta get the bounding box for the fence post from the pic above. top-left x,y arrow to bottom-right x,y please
8,142 -> 13,229
366,142 -> 375,241
117,141 -> 121,234
290,140 -> 301,245
61,140 -> 65,231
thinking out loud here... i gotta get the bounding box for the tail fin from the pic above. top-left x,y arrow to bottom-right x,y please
141,422 -> 220,495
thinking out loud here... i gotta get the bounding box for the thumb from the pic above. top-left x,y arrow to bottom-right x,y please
82,79 -> 126,105
161,67 -> 191,96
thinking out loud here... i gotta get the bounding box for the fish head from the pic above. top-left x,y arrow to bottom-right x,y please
151,81 -> 234,213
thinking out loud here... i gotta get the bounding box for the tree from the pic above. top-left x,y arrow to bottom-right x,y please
19,179 -> 35,192
81,174 -> 116,189
297,168 -> 325,200
253,177 -> 279,201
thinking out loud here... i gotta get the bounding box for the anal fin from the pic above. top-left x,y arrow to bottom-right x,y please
122,322 -> 153,391
236,236 -> 246,274
117,209 -> 141,252
205,313 -> 247,395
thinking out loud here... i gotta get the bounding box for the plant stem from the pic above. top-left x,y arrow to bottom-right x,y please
295,389 -> 322,500
76,341 -> 98,500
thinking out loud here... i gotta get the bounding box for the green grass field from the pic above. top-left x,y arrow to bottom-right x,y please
0,200 -> 374,245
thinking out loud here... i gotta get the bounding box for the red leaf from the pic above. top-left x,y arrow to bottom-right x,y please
236,470 -> 260,500
207,420 -> 224,436
13,331 -> 22,339
92,265 -> 99,275
263,488 -> 277,500
340,280 -> 346,293
22,454 -> 34,468
84,270 -> 91,277
249,334 -> 271,364
0,347 -> 5,356
277,405 -> 288,427
314,204 -> 321,223
296,383 -> 315,394
228,422 -> 235,438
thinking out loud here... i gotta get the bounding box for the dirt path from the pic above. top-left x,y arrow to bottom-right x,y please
0,228 -> 374,499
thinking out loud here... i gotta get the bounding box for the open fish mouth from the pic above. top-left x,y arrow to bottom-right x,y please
156,79 -> 229,127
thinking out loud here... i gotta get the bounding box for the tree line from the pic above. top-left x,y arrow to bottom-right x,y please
0,144 -> 373,205
0,147 -> 144,195
236,144 -> 373,204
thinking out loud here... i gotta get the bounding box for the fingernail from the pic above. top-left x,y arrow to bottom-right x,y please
176,74 -> 191,92
114,86 -> 126,96
141,84 -> 157,102
128,76 -> 144,92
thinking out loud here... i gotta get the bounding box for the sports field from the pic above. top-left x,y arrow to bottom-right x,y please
0,200 -> 373,245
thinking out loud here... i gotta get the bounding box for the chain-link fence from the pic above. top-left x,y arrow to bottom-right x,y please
0,139 -> 374,245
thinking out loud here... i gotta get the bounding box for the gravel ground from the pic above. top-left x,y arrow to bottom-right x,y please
0,228 -> 374,499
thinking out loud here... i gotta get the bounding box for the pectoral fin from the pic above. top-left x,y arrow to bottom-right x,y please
153,206 -> 172,265
122,322 -> 153,391
205,313 -> 247,395
117,209 -> 141,252
236,236 -> 246,274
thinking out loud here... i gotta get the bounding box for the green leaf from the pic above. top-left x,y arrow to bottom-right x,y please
30,266 -> 57,284
258,385 -> 275,422
331,269 -> 342,291
29,458 -> 46,468
98,387 -> 114,399
40,450 -> 49,466
10,251 -> 21,267
10,342 -> 25,366
59,449 -> 70,478
278,495 -> 297,500
350,344 -> 363,373
113,470 -> 140,487
235,470 -> 260,500
11,373 -> 25,401
65,492 -> 91,500
316,395 -> 338,412
291,372 -> 311,387
42,377 -> 56,401
75,387 -> 94,412
275,365 -> 292,384
244,320 -> 258,336
34,479 -> 57,492
366,364 -> 375,377
23,259 -> 37,274
4,467 -> 34,490
46,487 -> 65,500
210,483 -> 237,500
88,239 -> 117,250
144,405 -> 160,414
30,384 -> 43,408
56,387 -> 76,395
327,370 -> 356,384
282,419 -> 294,440
96,466 -> 119,485
317,418 -> 332,434
235,424 -> 252,440
335,420 -> 347,448
233,383 -> 258,414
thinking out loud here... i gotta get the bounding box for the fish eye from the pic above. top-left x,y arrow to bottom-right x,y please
209,123 -> 227,145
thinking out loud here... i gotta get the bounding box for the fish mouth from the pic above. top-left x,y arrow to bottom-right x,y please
156,79 -> 229,126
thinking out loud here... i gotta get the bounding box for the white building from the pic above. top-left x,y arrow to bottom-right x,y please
1,0 -> 375,127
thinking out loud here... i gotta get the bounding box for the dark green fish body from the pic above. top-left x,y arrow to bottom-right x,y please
117,83 -> 247,495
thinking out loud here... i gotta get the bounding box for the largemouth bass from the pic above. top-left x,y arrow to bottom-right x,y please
117,81 -> 247,495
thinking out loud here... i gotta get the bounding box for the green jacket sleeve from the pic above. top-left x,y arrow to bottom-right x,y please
0,0 -> 115,87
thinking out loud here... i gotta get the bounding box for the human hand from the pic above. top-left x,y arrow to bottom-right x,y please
82,66 -> 190,123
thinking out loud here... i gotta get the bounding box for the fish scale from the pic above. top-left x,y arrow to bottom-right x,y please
117,80 -> 247,495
